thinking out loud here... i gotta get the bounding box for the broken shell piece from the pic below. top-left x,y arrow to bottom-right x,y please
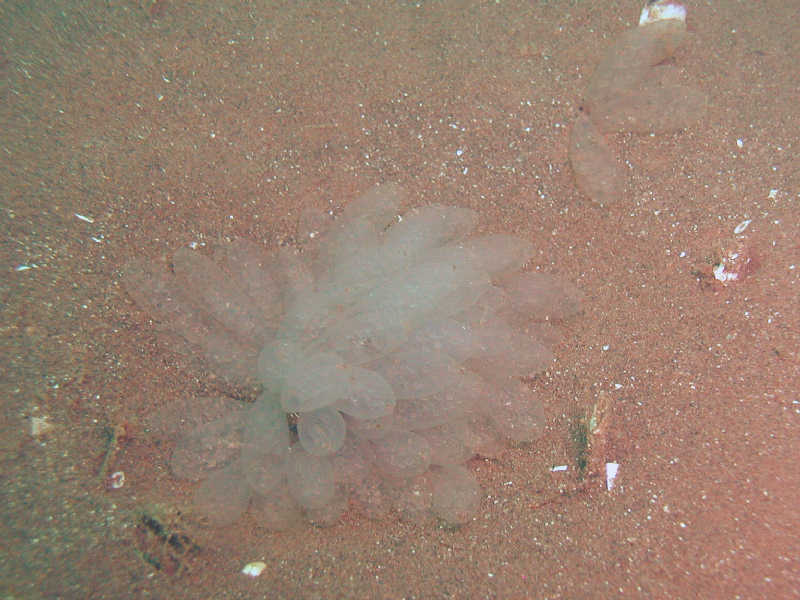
108,471 -> 126,489
639,0 -> 687,26
712,241 -> 758,285
606,462 -> 620,490
733,219 -> 752,235
241,561 -> 267,577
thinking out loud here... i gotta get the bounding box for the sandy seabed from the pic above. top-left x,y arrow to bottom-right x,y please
1,1 -> 798,598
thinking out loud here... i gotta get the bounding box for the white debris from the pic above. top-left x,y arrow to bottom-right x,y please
713,262 -> 737,283
639,0 -> 686,26
108,471 -> 125,489
733,219 -> 752,234
241,561 -> 267,577
606,462 -> 620,490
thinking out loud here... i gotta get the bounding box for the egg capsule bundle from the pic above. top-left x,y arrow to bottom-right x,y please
569,2 -> 708,204
123,184 -> 581,528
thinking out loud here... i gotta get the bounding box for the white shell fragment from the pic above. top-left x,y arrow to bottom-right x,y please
713,262 -> 737,284
639,0 -> 687,26
733,219 -> 752,235
241,561 -> 267,577
108,471 -> 126,489
606,462 -> 620,490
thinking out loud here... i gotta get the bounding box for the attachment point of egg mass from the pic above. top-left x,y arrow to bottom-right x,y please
639,0 -> 686,26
